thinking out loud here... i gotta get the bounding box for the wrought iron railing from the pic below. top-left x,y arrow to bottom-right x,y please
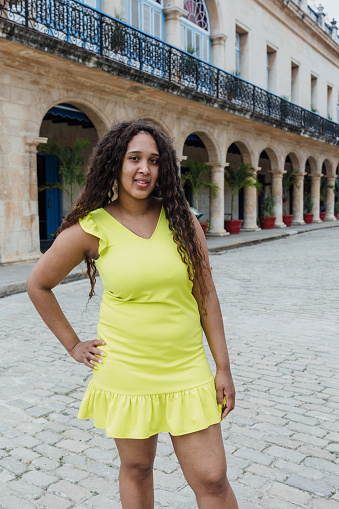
1,0 -> 339,141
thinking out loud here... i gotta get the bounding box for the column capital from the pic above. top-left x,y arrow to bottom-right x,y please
210,33 -> 227,45
25,136 -> 48,151
270,170 -> 284,177
208,161 -> 227,172
295,172 -> 307,179
177,154 -> 187,164
326,176 -> 336,184
163,6 -> 186,21
311,173 -> 323,181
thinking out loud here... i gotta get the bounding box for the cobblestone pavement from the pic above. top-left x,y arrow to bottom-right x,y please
0,228 -> 338,509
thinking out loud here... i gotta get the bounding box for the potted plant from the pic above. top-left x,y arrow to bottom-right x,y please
259,193 -> 276,229
181,160 -> 219,235
282,168 -> 297,226
303,193 -> 314,224
334,203 -> 339,220
224,163 -> 262,234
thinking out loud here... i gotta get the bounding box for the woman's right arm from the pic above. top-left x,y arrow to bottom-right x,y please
27,223 -> 105,369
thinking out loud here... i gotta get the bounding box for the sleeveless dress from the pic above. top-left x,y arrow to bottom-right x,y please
78,205 -> 221,439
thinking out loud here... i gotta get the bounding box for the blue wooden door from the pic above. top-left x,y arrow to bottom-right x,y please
44,154 -> 62,238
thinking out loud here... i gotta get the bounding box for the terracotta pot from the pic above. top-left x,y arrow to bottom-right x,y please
303,213 -> 313,224
320,211 -> 326,221
283,214 -> 294,227
224,219 -> 243,234
200,222 -> 209,235
259,217 -> 276,229
335,213 -> 338,219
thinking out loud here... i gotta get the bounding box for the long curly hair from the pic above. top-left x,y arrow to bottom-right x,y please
58,119 -> 210,307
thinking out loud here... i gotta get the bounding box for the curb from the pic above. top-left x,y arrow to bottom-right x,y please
0,268 -> 87,299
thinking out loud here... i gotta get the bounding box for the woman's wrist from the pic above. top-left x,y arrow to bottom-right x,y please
68,340 -> 81,353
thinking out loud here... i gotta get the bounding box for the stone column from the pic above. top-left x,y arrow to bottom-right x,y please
25,136 -> 48,258
292,173 -> 306,225
164,3 -> 186,48
210,34 -> 227,69
177,154 -> 187,177
325,176 -> 336,221
242,167 -> 261,231
271,171 -> 286,228
311,174 -> 322,223
207,163 -> 228,236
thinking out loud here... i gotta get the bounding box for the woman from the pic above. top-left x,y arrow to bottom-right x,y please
27,119 -> 238,509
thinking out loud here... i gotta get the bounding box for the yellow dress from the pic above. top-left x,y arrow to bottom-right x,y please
78,206 -> 220,438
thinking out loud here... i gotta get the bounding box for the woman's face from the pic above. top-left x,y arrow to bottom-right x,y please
119,132 -> 159,201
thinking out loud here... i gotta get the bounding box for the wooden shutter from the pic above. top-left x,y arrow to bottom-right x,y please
186,27 -> 193,52
153,9 -> 161,39
202,36 -> 208,62
142,3 -> 151,34
120,0 -> 128,22
131,0 -> 140,28
195,32 -> 200,58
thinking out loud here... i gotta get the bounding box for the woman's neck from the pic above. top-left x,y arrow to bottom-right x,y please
114,194 -> 154,218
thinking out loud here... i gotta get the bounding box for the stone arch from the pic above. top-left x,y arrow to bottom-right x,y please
284,151 -> 301,173
180,127 -> 220,162
258,146 -> 279,173
39,97 -> 109,138
305,155 -> 318,175
204,0 -> 223,34
322,158 -> 333,177
226,140 -> 253,165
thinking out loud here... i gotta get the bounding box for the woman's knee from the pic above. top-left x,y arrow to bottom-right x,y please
191,466 -> 228,496
121,460 -> 154,482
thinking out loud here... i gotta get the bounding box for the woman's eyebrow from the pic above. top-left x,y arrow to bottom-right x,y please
127,150 -> 159,156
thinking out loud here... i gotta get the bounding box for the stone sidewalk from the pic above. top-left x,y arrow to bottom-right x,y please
0,227 -> 338,508
0,219 -> 338,298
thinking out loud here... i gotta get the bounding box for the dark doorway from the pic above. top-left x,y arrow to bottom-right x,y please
37,154 -> 61,253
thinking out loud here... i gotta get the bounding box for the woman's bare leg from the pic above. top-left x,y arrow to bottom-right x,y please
171,424 -> 238,509
115,434 -> 158,509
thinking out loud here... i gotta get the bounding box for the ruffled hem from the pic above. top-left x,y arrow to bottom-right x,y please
78,378 -> 221,439
79,212 -> 107,256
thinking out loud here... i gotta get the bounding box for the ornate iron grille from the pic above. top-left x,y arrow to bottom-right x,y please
1,0 -> 338,142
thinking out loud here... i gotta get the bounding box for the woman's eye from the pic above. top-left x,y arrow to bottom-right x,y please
150,158 -> 159,164
130,156 -> 139,161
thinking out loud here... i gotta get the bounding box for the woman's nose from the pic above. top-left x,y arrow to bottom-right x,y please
138,159 -> 150,174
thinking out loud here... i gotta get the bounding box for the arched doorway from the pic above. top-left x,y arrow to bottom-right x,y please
225,143 -> 244,220
182,133 -> 209,221
38,103 -> 99,252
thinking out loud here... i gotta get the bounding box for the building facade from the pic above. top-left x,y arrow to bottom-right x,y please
0,0 -> 338,263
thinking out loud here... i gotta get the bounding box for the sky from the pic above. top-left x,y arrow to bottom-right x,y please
309,0 -> 339,22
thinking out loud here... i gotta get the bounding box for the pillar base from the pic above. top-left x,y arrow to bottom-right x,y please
274,222 -> 287,228
207,229 -> 229,237
325,215 -> 337,221
313,219 -> 323,223
241,227 -> 261,232
292,220 -> 305,225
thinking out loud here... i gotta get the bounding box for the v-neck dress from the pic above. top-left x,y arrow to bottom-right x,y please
77,206 -> 220,438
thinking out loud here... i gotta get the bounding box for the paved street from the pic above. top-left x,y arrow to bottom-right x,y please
0,228 -> 338,509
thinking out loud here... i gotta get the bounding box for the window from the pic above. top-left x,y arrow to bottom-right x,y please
79,0 -> 101,8
235,32 -> 241,75
311,74 -> 318,111
327,85 -> 333,119
291,61 -> 299,103
121,0 -> 163,39
266,45 -> 277,93
180,0 -> 210,62
234,26 -> 249,78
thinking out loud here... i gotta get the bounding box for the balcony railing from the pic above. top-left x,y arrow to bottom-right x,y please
1,0 -> 338,142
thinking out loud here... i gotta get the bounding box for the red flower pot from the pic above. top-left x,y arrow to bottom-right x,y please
224,219 -> 243,234
320,212 -> 326,221
259,217 -> 276,229
335,213 -> 338,219
303,213 -> 313,224
283,214 -> 294,227
200,222 -> 209,235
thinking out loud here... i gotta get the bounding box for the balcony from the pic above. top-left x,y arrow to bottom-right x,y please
1,0 -> 339,143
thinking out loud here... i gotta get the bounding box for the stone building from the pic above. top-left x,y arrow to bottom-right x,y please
0,0 -> 338,263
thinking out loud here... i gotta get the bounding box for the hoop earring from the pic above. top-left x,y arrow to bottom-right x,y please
112,179 -> 119,201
